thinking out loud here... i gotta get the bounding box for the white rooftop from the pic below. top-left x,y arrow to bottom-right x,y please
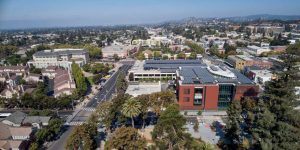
129,60 -> 161,74
126,82 -> 162,97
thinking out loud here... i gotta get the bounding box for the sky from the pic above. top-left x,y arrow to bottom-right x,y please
0,0 -> 300,29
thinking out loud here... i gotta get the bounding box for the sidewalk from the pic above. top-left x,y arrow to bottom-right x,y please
75,84 -> 99,110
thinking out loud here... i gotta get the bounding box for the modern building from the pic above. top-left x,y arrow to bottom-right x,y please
176,65 -> 259,110
128,60 -> 205,82
27,49 -> 89,69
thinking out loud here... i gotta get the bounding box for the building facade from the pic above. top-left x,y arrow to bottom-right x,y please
176,65 -> 259,110
27,49 -> 89,69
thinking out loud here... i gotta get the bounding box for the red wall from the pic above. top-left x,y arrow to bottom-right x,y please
178,85 -> 202,110
234,85 -> 259,100
178,84 -> 219,110
203,85 -> 219,110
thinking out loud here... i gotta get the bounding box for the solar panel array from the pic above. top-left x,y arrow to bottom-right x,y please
180,67 -> 215,84
179,66 -> 254,85
144,60 -> 205,70
231,69 -> 254,84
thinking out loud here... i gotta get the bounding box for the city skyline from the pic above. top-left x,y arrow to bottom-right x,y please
0,0 -> 300,29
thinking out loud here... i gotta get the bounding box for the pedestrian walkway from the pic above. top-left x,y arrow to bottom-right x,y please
68,121 -> 84,126
82,107 -> 96,112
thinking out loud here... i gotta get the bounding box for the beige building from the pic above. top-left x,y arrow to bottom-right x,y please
27,49 -> 89,69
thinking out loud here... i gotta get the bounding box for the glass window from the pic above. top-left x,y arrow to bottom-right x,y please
194,88 -> 203,105
218,84 -> 234,108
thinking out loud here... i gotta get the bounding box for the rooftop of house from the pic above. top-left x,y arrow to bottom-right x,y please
23,116 -> 51,125
2,111 -> 51,126
0,66 -> 28,71
3,111 -> 27,125
0,140 -> 23,150
177,65 -> 254,85
0,122 -> 32,140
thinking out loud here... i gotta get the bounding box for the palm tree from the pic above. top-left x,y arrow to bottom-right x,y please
121,98 -> 141,127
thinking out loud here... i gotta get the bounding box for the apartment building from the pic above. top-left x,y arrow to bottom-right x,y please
176,65 -> 259,110
247,45 -> 271,55
27,48 -> 89,69
53,68 -> 76,98
227,55 -> 273,70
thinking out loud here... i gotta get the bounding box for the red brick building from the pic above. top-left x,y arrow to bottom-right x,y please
176,65 -> 259,110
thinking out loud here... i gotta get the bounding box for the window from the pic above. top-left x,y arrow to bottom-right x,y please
194,88 -> 203,105
218,84 -> 234,108
183,97 -> 190,102
184,89 -> 190,94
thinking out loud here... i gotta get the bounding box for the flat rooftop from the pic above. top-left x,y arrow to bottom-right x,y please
129,60 -> 206,74
144,59 -> 205,70
126,82 -> 162,97
178,65 -> 254,85
34,48 -> 87,57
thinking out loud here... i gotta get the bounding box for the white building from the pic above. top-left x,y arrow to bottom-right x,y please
247,45 -> 271,56
27,49 -> 89,69
102,44 -> 130,58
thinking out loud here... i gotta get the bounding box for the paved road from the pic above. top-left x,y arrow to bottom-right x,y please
47,126 -> 74,150
48,60 -> 134,150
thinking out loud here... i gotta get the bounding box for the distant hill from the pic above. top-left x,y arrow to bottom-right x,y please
224,14 -> 300,22
156,14 -> 300,26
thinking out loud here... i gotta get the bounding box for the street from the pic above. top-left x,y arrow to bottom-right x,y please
48,60 -> 134,149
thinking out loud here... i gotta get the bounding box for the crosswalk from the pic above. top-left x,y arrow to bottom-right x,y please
82,107 -> 96,112
67,121 -> 85,126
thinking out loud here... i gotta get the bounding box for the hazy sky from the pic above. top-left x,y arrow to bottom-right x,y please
0,0 -> 300,29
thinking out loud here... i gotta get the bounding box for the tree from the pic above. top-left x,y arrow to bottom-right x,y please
136,51 -> 145,60
176,52 -> 186,59
225,100 -> 242,148
71,62 -> 88,96
113,54 -> 120,61
29,142 -> 39,150
84,44 -> 102,59
152,104 -> 191,149
116,72 -> 128,93
96,101 -> 112,128
149,91 -> 176,115
66,123 -> 97,150
224,43 -> 300,150
253,42 -> 300,150
185,41 -> 205,54
121,98 -> 142,127
136,94 -> 151,129
189,52 -> 197,59
162,55 -> 169,60
105,127 -> 146,150
153,51 -> 161,59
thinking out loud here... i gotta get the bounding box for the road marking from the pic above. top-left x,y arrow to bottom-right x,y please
82,107 -> 96,112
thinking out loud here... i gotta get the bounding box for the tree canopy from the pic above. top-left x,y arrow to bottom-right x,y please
105,127 -> 146,150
